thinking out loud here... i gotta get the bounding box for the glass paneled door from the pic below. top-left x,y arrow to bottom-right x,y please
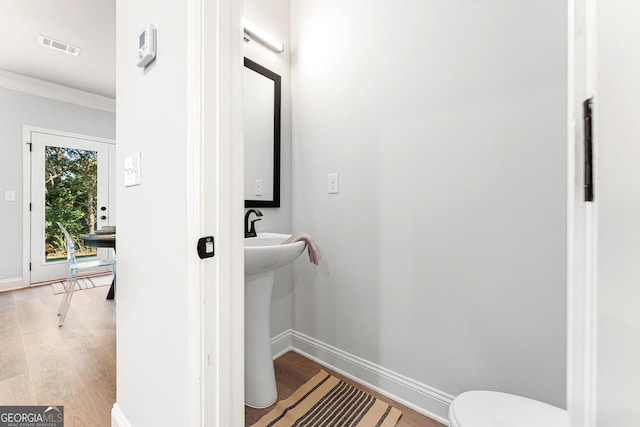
29,130 -> 113,284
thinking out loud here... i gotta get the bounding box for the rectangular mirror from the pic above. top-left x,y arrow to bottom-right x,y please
244,57 -> 281,208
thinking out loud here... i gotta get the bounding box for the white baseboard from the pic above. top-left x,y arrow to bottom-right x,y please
271,329 -> 453,425
271,329 -> 294,359
0,277 -> 24,293
111,403 -> 132,427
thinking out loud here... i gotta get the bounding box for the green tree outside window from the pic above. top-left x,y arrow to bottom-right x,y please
45,147 -> 98,261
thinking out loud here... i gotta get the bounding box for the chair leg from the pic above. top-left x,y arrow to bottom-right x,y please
57,275 -> 73,316
58,285 -> 75,326
57,276 -> 77,327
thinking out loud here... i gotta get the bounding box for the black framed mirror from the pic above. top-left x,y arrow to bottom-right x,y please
244,57 -> 281,208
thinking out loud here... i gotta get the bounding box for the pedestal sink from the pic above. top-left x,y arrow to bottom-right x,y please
245,233 -> 306,408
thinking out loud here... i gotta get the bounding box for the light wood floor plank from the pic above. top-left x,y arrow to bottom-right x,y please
0,373 -> 37,406
0,292 -> 21,339
0,285 -> 115,427
0,334 -> 30,382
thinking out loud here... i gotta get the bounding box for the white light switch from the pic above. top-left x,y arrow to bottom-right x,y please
328,173 -> 339,194
124,152 -> 141,187
5,190 -> 16,201
255,179 -> 263,196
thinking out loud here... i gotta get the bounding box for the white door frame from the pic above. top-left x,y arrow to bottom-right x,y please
567,0 -> 597,426
186,0 -> 244,425
22,126 -> 116,286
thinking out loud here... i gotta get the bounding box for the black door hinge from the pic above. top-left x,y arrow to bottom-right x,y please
583,97 -> 594,202
29,263 -> 32,271
29,203 -> 32,211
27,142 -> 32,152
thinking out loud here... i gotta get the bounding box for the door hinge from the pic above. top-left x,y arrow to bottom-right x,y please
583,97 -> 594,202
29,263 -> 32,271
27,142 -> 32,152
29,203 -> 32,211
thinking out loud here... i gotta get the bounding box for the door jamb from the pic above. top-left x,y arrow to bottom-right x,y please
567,0 -> 597,426
186,0 -> 244,424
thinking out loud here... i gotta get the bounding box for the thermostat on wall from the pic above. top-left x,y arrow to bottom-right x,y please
136,24 -> 156,67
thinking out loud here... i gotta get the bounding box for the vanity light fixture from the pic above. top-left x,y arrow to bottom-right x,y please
243,18 -> 284,53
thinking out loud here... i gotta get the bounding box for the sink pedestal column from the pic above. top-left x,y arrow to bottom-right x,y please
245,270 -> 277,408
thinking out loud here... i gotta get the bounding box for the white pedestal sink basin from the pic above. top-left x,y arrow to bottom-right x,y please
245,233 -> 306,408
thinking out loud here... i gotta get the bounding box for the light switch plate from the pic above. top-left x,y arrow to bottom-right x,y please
255,179 -> 263,196
5,190 -> 15,201
124,152 -> 141,187
328,173 -> 339,194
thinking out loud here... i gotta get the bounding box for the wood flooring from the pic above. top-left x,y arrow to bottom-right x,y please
245,351 -> 445,427
1,285 -> 444,427
0,284 -> 115,427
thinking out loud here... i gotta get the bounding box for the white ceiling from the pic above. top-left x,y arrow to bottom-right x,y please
0,0 -> 115,98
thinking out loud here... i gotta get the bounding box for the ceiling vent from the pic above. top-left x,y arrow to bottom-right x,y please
38,35 -> 80,56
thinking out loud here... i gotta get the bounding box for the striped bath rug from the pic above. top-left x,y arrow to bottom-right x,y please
50,274 -> 113,295
250,370 -> 402,427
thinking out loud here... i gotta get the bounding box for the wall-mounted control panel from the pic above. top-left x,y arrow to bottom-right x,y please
136,24 -> 156,67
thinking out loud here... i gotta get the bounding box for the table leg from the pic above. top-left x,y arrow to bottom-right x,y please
107,247 -> 116,300
106,279 -> 115,300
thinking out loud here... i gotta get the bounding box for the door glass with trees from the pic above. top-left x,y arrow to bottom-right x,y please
45,146 -> 99,262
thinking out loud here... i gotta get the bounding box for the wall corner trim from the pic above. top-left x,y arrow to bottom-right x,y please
111,403 -> 132,427
271,328 -> 294,359
0,69 -> 116,113
272,329 -> 453,425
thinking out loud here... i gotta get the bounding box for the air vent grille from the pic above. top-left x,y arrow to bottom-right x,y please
38,35 -> 80,56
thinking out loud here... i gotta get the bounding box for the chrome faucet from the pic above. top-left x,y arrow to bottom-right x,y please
244,209 -> 263,238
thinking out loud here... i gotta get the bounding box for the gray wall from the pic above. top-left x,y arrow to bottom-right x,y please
290,0 -> 567,409
0,87 -> 115,281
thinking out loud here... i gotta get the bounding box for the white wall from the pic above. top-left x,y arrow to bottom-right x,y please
244,0 -> 293,336
114,0 -> 192,424
0,87 -> 115,281
290,0 -> 567,414
595,1 -> 640,425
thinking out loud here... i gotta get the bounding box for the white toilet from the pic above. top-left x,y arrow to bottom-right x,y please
448,390 -> 568,427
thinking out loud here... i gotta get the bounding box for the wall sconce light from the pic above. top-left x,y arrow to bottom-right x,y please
243,18 -> 284,53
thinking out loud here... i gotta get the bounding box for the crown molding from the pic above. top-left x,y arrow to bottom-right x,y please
0,69 -> 115,113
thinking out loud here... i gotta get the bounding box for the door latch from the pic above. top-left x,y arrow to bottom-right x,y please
197,236 -> 215,259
